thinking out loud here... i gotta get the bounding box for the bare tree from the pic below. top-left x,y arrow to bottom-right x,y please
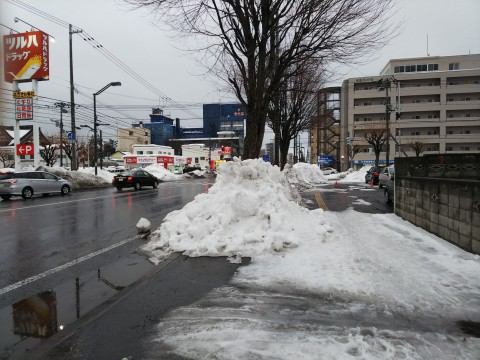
347,144 -> 360,164
268,59 -> 323,169
409,141 -> 425,158
39,136 -> 59,167
125,0 -> 399,159
364,126 -> 387,166
0,149 -> 13,168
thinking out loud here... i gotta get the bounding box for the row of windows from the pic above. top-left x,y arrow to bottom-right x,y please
446,146 -> 480,151
135,150 -> 172,155
394,64 -> 439,73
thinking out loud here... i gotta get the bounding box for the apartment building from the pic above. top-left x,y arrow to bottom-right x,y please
340,54 -> 480,168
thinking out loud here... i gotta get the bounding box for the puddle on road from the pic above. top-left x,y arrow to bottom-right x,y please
0,252 -> 155,360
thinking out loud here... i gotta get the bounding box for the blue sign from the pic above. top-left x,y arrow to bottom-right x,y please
67,132 -> 75,140
318,155 -> 334,165
262,154 -> 270,162
354,159 -> 394,164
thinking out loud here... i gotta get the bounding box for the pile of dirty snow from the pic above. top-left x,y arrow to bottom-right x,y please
40,166 -> 110,189
339,165 -> 372,183
142,158 -> 329,264
283,162 -> 327,192
144,164 -> 183,181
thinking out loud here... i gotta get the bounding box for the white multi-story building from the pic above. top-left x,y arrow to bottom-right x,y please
340,54 -> 480,168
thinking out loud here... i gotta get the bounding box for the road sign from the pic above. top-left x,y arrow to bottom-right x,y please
318,155 -> 334,166
16,144 -> 34,156
67,132 -> 74,140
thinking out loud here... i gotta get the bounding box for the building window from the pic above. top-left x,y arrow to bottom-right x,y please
137,151 -> 144,154
146,151 -> 153,154
449,63 -> 459,70
129,131 -> 133,136
446,146 -> 453,151
447,131 -> 453,134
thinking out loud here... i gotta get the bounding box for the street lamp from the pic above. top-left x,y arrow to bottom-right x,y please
93,82 -> 121,175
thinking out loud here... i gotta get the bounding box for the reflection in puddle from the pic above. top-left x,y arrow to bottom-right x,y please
0,252 -> 154,359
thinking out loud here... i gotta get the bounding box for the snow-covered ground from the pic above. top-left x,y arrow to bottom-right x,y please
140,159 -> 480,359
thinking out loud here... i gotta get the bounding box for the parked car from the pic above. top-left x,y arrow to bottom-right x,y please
321,167 -> 338,175
365,166 -> 385,185
0,170 -> 71,200
112,169 -> 159,191
378,165 -> 395,188
182,166 -> 202,174
384,175 -> 395,204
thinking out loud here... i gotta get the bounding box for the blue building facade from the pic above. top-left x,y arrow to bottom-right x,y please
203,103 -> 246,138
133,108 -> 174,146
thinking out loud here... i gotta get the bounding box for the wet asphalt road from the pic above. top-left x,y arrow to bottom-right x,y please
0,178 -> 215,290
300,180 -> 394,214
0,178 -> 215,360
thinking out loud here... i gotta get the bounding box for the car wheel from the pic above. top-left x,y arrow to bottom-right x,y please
384,189 -> 392,204
1,195 -> 12,200
153,181 -> 158,189
61,184 -> 70,196
134,182 -> 141,191
21,187 -> 33,199
116,186 -> 123,191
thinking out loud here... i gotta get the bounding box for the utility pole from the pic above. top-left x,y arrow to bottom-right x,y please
54,102 -> 69,167
377,75 -> 398,166
69,24 -> 82,171
99,130 -> 103,169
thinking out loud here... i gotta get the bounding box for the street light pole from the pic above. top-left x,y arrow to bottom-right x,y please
93,82 -> 121,175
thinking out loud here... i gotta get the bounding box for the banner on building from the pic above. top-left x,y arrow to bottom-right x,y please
3,30 -> 50,83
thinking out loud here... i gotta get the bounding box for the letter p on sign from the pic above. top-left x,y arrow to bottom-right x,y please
16,144 -> 34,156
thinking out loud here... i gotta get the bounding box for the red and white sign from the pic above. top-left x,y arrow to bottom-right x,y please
15,97 -> 33,120
157,156 -> 174,164
124,156 -> 137,164
16,144 -> 34,156
3,31 -> 50,83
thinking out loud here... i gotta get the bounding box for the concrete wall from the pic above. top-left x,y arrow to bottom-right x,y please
395,155 -> 480,254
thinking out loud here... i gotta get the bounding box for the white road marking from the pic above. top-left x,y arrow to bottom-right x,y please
0,236 -> 137,296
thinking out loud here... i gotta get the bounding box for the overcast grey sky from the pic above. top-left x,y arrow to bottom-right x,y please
1,0 -> 479,144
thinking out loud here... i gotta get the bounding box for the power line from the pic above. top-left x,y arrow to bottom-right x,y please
5,0 -> 203,121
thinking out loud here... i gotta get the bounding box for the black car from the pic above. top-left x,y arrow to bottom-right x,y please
365,166 -> 385,185
112,169 -> 159,191
384,175 -> 394,204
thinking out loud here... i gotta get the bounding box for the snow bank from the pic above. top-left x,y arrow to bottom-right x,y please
143,164 -> 183,181
142,158 -> 329,263
39,166 -> 110,189
283,162 -> 327,192
339,165 -> 372,183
